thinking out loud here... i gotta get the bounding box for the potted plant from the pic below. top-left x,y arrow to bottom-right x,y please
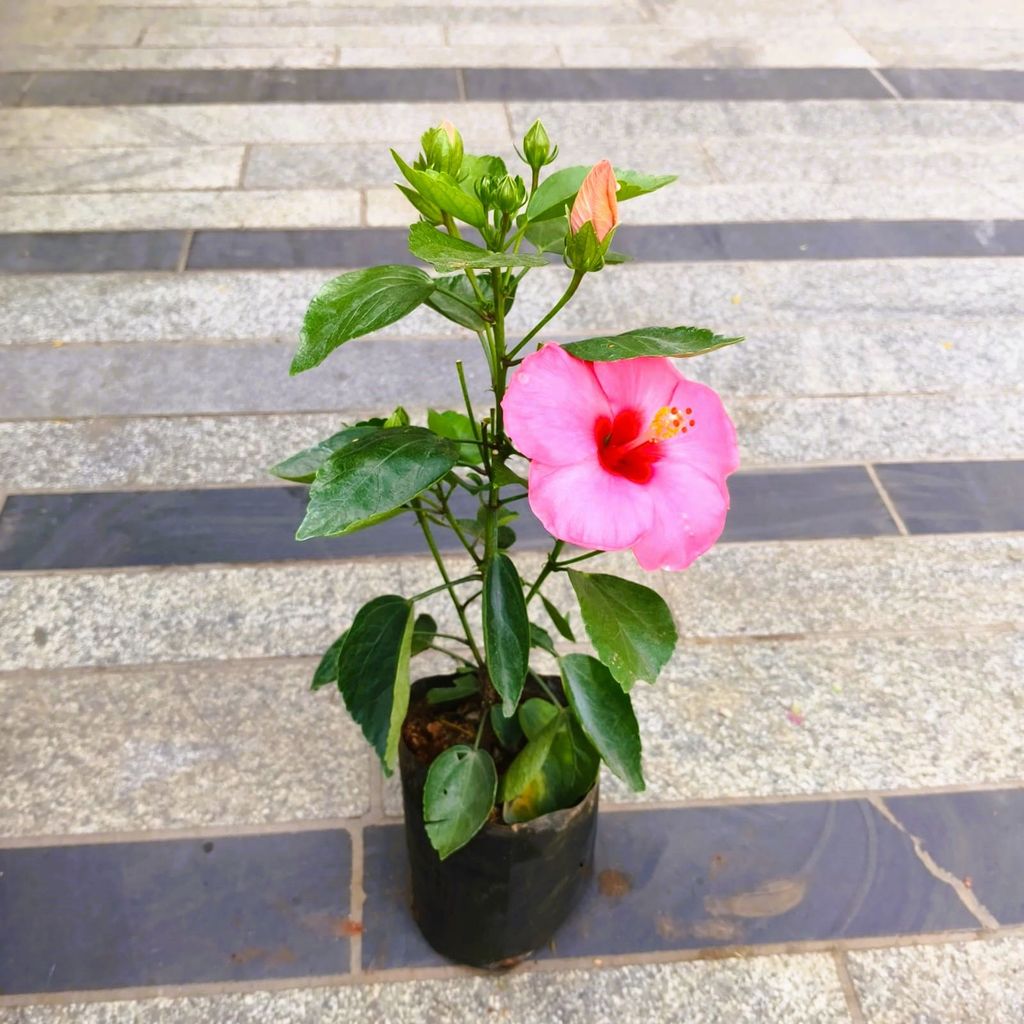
272,119 -> 742,968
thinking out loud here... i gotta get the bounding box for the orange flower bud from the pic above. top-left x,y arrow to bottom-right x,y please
569,159 -> 619,243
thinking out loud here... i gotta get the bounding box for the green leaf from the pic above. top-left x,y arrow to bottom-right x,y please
336,595 -> 415,774
392,150 -> 487,228
518,696 -> 559,739
383,406 -> 410,428
542,596 -> 576,642
563,326 -> 743,362
482,553 -> 531,716
529,622 -> 557,656
427,408 -> 481,464
291,265 -> 435,375
396,183 -> 442,223
493,463 -> 528,488
409,222 -> 547,272
490,704 -> 524,750
526,165 -> 677,222
425,274 -> 488,331
497,525 -> 516,549
502,710 -> 599,823
560,653 -> 644,791
410,613 -> 437,656
568,570 -> 677,690
311,630 -> 348,690
297,426 -> 459,540
423,745 -> 497,859
458,153 -> 507,195
525,215 -> 568,254
269,420 -> 385,483
426,673 -> 480,705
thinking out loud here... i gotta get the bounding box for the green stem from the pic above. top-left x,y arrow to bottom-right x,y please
435,487 -> 483,567
411,573 -> 481,602
473,710 -> 488,750
507,270 -> 585,359
525,540 -> 565,604
555,550 -> 603,569
428,644 -> 476,667
455,359 -> 478,432
530,669 -> 563,707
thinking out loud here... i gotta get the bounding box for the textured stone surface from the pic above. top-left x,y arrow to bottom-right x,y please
1,536 -> 1020,671
0,659 -> 370,835
849,938 -> 1024,1023
0,955 -> 853,1023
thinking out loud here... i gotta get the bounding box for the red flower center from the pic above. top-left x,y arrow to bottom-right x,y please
595,409 -> 663,484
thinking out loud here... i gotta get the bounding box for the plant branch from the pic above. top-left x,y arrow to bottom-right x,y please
507,270 -> 584,359
525,539 -> 565,604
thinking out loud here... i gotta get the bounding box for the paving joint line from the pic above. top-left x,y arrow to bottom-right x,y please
869,795 -> 1000,931
869,68 -> 903,99
454,67 -> 467,102
832,949 -> 868,1024
864,462 -> 910,536
174,229 -> 193,273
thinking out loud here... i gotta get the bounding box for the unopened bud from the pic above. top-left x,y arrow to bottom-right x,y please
420,122 -> 464,177
521,119 -> 557,172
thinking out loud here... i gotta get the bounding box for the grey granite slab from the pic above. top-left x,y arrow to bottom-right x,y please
0,829 -> 352,994
0,466 -> 894,571
885,789 -> 1024,926
0,954 -> 853,1023
0,72 -> 29,106
880,68 -> 1024,101
18,68 -> 459,106
876,460 -> 1024,534
849,937 -> 1024,1024
0,230 -> 183,273
361,798 -> 977,968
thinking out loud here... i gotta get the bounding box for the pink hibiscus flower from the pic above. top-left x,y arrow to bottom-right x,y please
501,343 -> 739,571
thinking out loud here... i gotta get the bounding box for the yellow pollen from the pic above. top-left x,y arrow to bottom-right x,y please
649,406 -> 685,441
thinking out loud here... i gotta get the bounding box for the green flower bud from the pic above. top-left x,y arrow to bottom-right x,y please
521,119 -> 558,171
420,121 -> 464,177
563,220 -> 614,273
493,174 -> 527,215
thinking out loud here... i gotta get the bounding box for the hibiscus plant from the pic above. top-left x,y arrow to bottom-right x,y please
274,119 -> 741,859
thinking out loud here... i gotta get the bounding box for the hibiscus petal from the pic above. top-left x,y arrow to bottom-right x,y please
661,377 -> 741,480
528,458 -> 654,552
631,462 -> 730,571
593,357 -> 683,421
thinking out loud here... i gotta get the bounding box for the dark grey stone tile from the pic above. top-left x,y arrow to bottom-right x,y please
20,69 -> 458,106
880,68 -> 1024,101
0,72 -> 30,107
617,221 -> 1024,262
187,229 -> 410,270
885,789 -> 1024,925
874,460 -> 1024,535
465,67 -> 890,101
723,466 -> 898,542
0,829 -> 352,994
0,231 -> 184,274
0,466 -> 898,571
361,798 -> 976,969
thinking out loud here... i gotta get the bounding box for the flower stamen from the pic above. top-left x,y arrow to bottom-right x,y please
607,406 -> 689,457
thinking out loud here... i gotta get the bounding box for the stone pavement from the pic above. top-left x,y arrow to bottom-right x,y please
1,0 -> 1023,1021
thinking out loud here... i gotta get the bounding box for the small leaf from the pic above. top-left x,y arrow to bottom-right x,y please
458,153 -> 508,195
563,326 -> 743,362
426,674 -> 480,705
568,571 -> 677,690
519,696 -> 560,739
383,406 -> 410,428
490,704 -> 524,750
336,595 -> 415,774
396,183 -> 442,223
297,427 -> 459,540
311,630 -> 348,690
393,150 -> 487,228
482,554 -> 531,716
291,265 -> 435,375
493,463 -> 528,488
425,274 -> 488,331
409,222 -> 547,272
529,622 -> 557,656
525,215 -> 568,254
614,168 -> 678,202
541,596 -> 576,642
560,653 -> 644,791
497,525 -> 516,549
423,745 -> 497,859
427,408 -> 481,464
269,420 -> 384,483
410,613 -> 437,656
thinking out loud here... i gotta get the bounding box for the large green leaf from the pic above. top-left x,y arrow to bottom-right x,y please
563,326 -> 743,362
336,595 -> 415,774
291,265 -> 435,375
269,420 -> 385,483
560,653 -> 644,791
409,222 -> 547,272
527,165 -> 678,222
518,696 -> 559,739
297,427 -> 459,540
392,150 -> 487,229
482,554 -> 531,716
568,570 -> 677,690
423,745 -> 497,859
502,710 -> 599,823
